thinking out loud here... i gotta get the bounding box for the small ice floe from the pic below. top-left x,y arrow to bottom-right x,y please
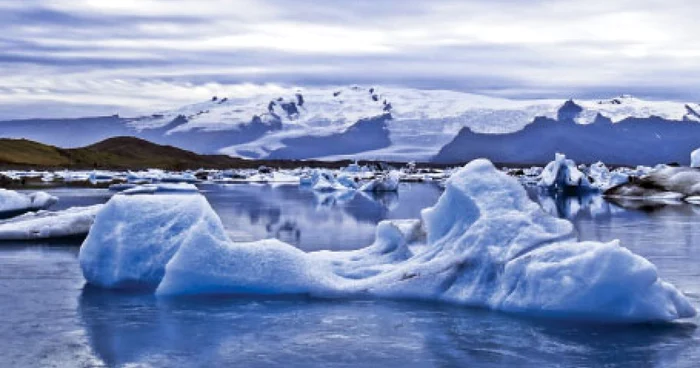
0,189 -> 58,217
692,147 -> 700,168
538,153 -> 596,193
605,165 -> 700,204
0,205 -> 102,240
359,171 -> 400,192
120,183 -> 199,195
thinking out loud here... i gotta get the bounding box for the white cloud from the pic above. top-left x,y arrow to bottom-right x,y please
0,0 -> 699,118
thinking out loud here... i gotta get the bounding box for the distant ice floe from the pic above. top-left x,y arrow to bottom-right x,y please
359,172 -> 400,192
79,159 -> 696,323
538,154 -> 597,193
586,161 -> 629,190
0,189 -> 57,217
536,154 -> 635,193
692,147 -> 700,168
605,165 -> 700,204
0,205 -> 102,240
120,183 -> 199,195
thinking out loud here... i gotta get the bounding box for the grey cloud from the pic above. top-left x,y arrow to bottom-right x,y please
0,0 -> 699,119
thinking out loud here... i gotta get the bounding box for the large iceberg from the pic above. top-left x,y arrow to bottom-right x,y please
79,193 -> 218,289
0,189 -> 58,217
80,160 -> 696,323
0,205 -> 102,240
692,148 -> 700,168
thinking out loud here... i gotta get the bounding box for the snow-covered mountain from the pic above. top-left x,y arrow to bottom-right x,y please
2,85 -> 700,165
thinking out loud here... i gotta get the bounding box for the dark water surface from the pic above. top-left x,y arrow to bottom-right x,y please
1,184 -> 698,367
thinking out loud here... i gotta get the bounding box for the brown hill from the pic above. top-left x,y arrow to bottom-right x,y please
0,136 -> 379,170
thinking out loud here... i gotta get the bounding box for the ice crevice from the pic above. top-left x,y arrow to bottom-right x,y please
79,159 -> 697,323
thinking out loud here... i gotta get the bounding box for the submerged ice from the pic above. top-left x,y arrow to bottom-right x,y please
79,160 -> 696,323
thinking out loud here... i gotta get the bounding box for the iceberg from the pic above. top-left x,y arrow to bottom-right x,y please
692,147 -> 700,168
538,154 -> 596,193
0,189 -> 58,217
0,205 -> 102,240
359,171 -> 400,192
312,175 -> 351,192
120,183 -> 199,195
586,162 -> 629,190
80,160 -> 696,323
605,165 -> 700,203
302,169 -> 357,192
79,192 -> 214,289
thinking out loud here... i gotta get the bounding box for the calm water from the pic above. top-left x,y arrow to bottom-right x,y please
1,184 -> 698,367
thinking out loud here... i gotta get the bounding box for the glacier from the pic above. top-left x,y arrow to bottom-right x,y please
79,159 -> 696,323
5,86 -> 700,164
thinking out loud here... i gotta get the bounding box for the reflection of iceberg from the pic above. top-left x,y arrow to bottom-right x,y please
313,189 -> 357,209
81,160 -> 696,322
605,196 -> 685,212
77,286 -> 697,367
358,190 -> 399,211
534,192 -> 622,220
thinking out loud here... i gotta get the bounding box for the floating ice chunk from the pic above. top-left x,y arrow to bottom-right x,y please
121,183 -> 199,195
89,171 -> 114,185
692,147 -> 700,168
335,174 -> 359,189
79,193 -> 215,289
0,189 -> 57,216
587,162 -> 629,190
605,166 -> 700,202
0,205 -> 102,240
108,183 -> 138,192
312,175 -> 350,192
359,171 -> 400,192
160,172 -> 198,183
82,160 -> 696,322
538,154 -> 596,192
245,172 -> 300,184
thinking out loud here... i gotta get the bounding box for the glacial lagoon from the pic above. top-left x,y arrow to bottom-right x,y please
1,183 -> 698,367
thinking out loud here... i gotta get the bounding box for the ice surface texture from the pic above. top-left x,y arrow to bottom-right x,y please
80,160 -> 696,322
605,165 -> 700,202
538,154 -> 596,192
0,205 -> 101,240
0,189 -> 57,215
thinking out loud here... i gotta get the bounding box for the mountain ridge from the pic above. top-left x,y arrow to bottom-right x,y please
2,86 -> 700,165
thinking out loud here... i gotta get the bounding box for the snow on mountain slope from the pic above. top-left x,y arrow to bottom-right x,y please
120,86 -> 700,161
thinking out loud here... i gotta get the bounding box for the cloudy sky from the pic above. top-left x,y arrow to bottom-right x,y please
1,0 -> 699,119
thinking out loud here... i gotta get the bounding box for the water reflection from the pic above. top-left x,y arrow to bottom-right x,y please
529,189 -> 624,220
78,288 -> 698,368
200,183 -> 440,252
